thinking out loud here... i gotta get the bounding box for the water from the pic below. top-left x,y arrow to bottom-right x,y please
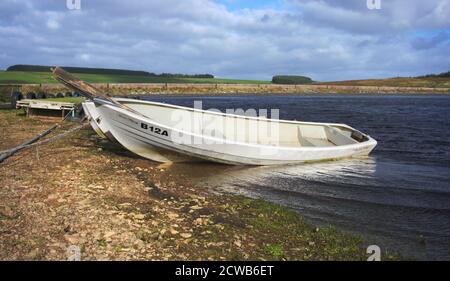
142,94 -> 450,260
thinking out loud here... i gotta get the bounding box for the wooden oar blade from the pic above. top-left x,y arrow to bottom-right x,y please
52,67 -> 107,100
52,66 -> 146,117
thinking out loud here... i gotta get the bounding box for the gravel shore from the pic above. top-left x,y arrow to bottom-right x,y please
0,109 -> 383,261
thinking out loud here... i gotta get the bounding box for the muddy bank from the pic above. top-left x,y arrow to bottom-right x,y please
0,110 -> 396,260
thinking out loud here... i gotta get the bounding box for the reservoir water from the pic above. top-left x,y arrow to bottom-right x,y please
143,94 -> 450,260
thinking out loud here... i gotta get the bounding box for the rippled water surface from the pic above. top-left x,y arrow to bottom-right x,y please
143,94 -> 450,260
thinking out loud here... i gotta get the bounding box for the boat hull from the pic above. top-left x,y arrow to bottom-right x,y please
82,102 -> 107,139
89,99 -> 377,165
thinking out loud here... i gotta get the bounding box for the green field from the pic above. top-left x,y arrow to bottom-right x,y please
2,70 -> 449,88
0,71 -> 270,85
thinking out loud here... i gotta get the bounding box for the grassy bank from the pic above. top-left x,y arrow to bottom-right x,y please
0,109 -> 397,260
322,77 -> 450,88
0,71 -> 270,85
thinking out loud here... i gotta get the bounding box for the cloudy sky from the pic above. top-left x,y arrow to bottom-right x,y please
0,0 -> 449,81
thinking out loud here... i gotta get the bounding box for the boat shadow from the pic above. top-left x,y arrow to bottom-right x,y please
92,137 -> 143,159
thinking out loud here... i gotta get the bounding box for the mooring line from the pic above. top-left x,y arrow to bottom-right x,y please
0,107 -> 86,164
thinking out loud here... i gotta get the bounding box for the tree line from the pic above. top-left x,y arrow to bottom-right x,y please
6,65 -> 214,79
416,71 -> 450,78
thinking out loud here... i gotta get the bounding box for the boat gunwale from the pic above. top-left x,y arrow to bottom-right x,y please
107,97 -> 357,130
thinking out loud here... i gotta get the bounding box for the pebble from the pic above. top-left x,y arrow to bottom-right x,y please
64,234 -> 81,244
133,214 -> 145,220
47,194 -> 58,201
180,233 -> 192,239
104,231 -> 116,239
167,212 -> 179,219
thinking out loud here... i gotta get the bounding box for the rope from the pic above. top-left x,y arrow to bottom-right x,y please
14,123 -> 88,150
0,107 -> 84,163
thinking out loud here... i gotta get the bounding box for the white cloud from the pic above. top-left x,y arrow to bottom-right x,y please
0,0 -> 449,81
288,0 -> 450,32
46,19 -> 60,29
79,53 -> 91,61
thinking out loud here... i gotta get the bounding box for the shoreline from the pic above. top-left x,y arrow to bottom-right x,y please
130,92 -> 450,98
1,82 -> 449,96
0,109 -> 399,260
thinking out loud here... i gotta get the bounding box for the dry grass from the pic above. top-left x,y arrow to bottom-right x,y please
321,77 -> 450,88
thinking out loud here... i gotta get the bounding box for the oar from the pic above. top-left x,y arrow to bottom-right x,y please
52,67 -> 143,116
52,67 -> 114,102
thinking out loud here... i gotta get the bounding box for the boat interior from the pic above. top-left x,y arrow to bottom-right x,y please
115,99 -> 367,148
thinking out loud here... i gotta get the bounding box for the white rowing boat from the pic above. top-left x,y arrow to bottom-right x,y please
82,99 -> 194,162
82,97 -> 377,165
82,101 -> 108,139
54,67 -> 377,165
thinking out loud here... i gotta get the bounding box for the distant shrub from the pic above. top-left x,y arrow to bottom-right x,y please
272,75 -> 314,84
417,71 -> 450,78
440,71 -> 450,78
26,92 -> 36,99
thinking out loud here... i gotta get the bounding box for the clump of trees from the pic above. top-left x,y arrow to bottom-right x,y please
6,64 -> 214,79
417,71 -> 450,78
272,75 -> 314,84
